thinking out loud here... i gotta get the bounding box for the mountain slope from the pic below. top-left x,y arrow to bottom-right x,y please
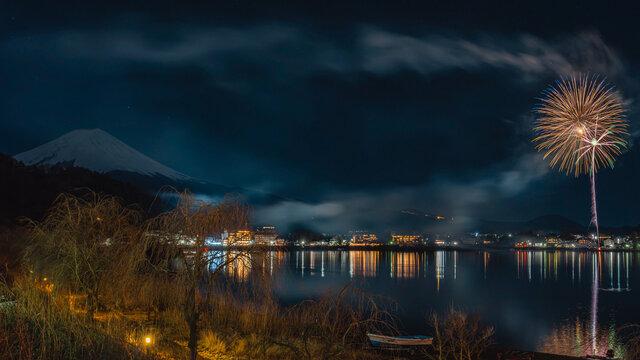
0,152 -> 161,225
15,129 -> 190,181
14,129 -> 287,206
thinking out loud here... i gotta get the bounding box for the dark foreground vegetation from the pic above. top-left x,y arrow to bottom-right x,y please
1,190 -> 640,360
0,191 -> 401,360
0,152 -> 161,227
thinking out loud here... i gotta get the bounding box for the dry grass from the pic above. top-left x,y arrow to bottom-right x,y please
2,190 -> 397,360
0,275 -> 150,360
185,278 -> 396,360
0,269 -> 397,360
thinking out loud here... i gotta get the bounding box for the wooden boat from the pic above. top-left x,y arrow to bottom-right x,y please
367,333 -> 433,346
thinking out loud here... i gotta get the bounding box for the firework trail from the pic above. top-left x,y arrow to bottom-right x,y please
534,74 -> 628,245
574,121 -> 626,240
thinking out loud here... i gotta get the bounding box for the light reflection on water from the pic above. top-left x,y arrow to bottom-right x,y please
535,251 -> 631,358
213,249 -> 637,357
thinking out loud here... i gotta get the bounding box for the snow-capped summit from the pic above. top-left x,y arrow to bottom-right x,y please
14,129 -> 190,181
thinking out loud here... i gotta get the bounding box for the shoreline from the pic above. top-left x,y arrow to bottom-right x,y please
207,244 -> 640,252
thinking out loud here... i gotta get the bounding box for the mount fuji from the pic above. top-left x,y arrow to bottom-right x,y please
14,129 -> 285,205
15,129 -> 190,180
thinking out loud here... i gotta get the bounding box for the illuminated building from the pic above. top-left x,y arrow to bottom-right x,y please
603,236 -> 614,248
459,236 -> 479,246
330,236 -> 348,246
350,232 -> 379,246
391,234 -> 422,245
226,230 -> 253,245
254,226 -> 278,245
578,238 -> 594,245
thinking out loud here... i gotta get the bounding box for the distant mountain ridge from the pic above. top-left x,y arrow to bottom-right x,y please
476,214 -> 586,234
398,210 -> 592,234
14,129 -> 287,206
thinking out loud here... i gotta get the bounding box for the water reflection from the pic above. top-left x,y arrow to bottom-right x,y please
436,251 -> 445,291
350,251 -> 379,278
211,249 -> 637,356
214,250 -> 467,283
539,315 -> 625,358
207,250 -> 253,282
515,251 -> 633,357
390,252 -> 419,279
208,250 -> 291,282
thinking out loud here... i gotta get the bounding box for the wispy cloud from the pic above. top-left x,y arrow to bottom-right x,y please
4,21 -> 623,82
360,28 -> 622,79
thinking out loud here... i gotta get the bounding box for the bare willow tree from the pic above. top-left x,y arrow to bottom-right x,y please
23,192 -> 143,320
425,307 -> 494,360
263,283 -> 397,360
141,190 -> 250,360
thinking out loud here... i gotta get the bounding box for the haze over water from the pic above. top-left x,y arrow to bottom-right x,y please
223,250 -> 639,357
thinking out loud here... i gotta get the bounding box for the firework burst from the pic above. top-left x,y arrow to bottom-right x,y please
533,74 -> 628,177
533,74 -> 628,245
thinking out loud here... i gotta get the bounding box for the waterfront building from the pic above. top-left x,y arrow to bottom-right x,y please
226,230 -> 253,245
350,231 -> 379,246
254,226 -> 278,245
391,234 -> 422,245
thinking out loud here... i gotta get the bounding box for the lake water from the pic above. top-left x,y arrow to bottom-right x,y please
225,249 -> 640,358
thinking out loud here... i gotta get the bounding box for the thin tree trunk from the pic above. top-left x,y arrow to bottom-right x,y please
189,316 -> 198,360
86,292 -> 97,321
186,282 -> 198,360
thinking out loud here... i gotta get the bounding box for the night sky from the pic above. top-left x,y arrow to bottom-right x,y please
3,1 -> 640,230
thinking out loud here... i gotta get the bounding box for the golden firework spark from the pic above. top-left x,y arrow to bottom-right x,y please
533,74 -> 628,176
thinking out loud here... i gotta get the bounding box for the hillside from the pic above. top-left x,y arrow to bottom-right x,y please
14,128 -> 287,206
0,152 -> 160,226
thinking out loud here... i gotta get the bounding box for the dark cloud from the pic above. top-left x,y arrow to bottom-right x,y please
2,5 -> 640,230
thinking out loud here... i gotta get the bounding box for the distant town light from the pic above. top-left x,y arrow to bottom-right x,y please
391,234 -> 421,245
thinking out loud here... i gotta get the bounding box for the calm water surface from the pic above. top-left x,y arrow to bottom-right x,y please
225,250 -> 640,357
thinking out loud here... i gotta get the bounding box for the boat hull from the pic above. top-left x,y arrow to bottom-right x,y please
367,333 -> 433,346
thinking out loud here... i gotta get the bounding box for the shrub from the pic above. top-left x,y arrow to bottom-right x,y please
425,307 -> 494,360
